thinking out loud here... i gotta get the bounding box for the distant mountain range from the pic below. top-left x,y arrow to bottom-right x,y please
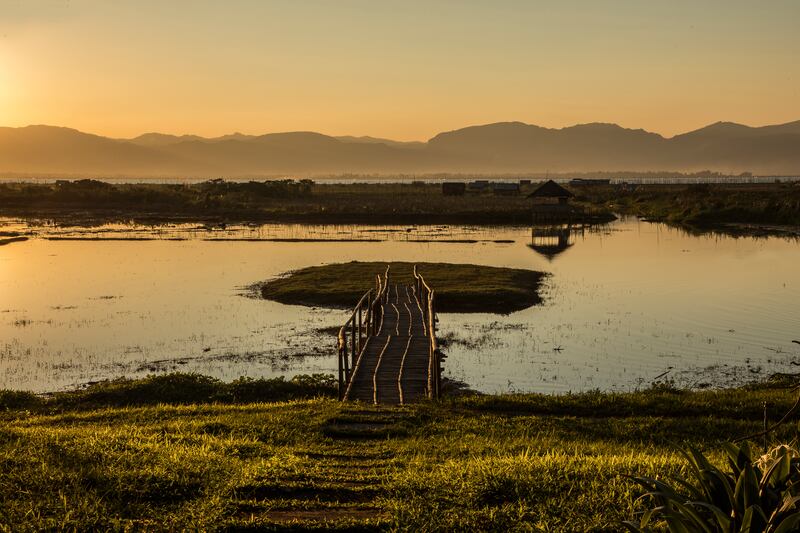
1,120 -> 799,176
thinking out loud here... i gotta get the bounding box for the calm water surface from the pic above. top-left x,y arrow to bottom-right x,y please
1,217 -> 798,392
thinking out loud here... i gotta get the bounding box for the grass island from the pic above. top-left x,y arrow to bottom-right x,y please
257,261 -> 546,314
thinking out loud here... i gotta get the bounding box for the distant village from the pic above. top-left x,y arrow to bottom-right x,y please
440,178 -> 611,196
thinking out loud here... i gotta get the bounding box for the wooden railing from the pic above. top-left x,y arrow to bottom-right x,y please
337,265 -> 390,399
413,265 -> 441,399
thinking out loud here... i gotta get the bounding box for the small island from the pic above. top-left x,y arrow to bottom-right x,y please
258,261 -> 546,314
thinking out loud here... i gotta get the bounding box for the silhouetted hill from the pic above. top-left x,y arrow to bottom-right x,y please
675,121 -> 800,140
668,121 -> 800,174
1,121 -> 799,176
128,133 -> 205,147
429,122 -> 667,171
335,136 -> 425,149
0,126 -> 187,175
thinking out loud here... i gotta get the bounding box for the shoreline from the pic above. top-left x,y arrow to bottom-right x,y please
3,368 -> 797,409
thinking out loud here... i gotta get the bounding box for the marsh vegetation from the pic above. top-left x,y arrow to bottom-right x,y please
0,179 -> 614,225
575,181 -> 800,234
2,180 -> 799,234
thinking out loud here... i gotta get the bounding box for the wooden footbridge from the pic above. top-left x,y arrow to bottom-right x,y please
337,266 -> 442,404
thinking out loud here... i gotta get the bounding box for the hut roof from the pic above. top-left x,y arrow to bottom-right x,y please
527,180 -> 574,199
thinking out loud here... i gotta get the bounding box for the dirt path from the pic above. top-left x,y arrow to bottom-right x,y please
221,407 -> 413,529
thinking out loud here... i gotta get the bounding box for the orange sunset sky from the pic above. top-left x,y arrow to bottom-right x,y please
0,0 -> 798,140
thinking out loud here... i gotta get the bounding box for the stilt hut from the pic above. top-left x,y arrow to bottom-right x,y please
528,180 -> 577,224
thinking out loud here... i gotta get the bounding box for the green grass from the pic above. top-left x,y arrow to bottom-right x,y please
258,261 -> 546,313
0,373 -> 798,531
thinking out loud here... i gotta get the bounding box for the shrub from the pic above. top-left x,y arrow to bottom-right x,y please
58,373 -> 222,408
45,373 -> 338,410
0,390 -> 42,410
625,443 -> 800,532
227,373 -> 336,402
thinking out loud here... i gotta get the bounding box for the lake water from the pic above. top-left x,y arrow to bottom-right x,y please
1,217 -> 798,393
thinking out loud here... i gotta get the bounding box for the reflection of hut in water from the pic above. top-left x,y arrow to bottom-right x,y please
528,224 -> 578,260
528,180 -> 580,223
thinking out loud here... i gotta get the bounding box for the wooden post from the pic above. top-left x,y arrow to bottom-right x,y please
433,349 -> 438,400
357,305 -> 362,355
351,320 -> 356,367
338,346 -> 344,400
427,346 -> 433,400
437,352 -> 442,400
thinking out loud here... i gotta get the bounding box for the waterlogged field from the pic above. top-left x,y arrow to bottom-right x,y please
1,217 -> 799,392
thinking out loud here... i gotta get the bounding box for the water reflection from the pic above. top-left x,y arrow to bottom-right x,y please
529,224 -> 580,260
1,216 -> 799,393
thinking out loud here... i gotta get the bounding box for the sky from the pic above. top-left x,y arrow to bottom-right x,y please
0,0 -> 798,140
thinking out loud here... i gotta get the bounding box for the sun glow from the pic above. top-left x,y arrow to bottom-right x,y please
0,59 -> 6,99
0,2 -> 798,139
0,52 -> 12,116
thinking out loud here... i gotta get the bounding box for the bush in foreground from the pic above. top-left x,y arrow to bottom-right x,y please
626,443 -> 800,532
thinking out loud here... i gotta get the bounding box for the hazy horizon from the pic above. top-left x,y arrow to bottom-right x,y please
4,117 -> 800,144
1,1 -> 799,140
4,118 -> 800,176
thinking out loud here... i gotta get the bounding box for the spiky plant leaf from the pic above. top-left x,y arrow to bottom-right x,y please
690,501 -> 733,530
628,444 -> 800,533
771,512 -> 800,533
665,499 -> 715,533
723,441 -> 753,478
664,512 -> 694,533
762,452 -> 791,492
777,494 -> 800,515
735,464 -> 762,515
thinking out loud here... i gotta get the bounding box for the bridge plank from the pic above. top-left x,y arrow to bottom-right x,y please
343,283 -> 436,405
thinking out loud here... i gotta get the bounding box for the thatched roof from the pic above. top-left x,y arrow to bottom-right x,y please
527,180 -> 574,199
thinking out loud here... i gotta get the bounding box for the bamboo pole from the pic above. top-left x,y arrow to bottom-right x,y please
351,319 -> 356,370
357,304 -> 362,355
338,345 -> 344,400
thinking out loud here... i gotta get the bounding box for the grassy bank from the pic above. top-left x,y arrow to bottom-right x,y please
0,180 -> 614,225
258,261 -> 546,313
0,373 -> 798,530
